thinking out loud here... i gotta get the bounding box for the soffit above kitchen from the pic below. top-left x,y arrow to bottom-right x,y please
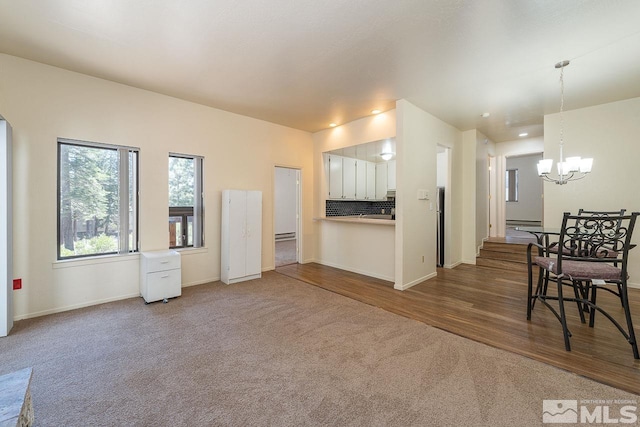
0,1 -> 639,142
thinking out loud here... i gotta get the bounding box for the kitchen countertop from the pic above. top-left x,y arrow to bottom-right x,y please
314,215 -> 395,226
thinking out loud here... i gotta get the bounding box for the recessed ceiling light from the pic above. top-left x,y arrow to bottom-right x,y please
519,132 -> 528,137
371,109 -> 382,115
481,112 -> 490,118
329,123 -> 337,127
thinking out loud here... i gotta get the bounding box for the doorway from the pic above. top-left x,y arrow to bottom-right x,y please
436,145 -> 449,267
504,153 -> 543,234
1,118 -> 13,337
274,166 -> 300,267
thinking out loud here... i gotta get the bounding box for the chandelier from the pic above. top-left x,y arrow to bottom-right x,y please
537,60 -> 593,185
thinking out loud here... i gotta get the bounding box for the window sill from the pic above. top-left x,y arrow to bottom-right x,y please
173,247 -> 208,256
52,252 -> 140,269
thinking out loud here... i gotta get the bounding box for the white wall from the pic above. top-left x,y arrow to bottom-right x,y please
395,100 -> 461,289
505,153 -> 543,223
274,167 -> 297,236
543,97 -> 640,285
0,54 -> 314,320
461,130 -> 495,263
475,131 -> 495,254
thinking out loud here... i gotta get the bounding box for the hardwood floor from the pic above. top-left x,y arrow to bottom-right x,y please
276,262 -> 640,395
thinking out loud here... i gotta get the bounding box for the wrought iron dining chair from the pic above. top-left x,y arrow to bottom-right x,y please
533,209 -> 627,310
526,211 -> 639,359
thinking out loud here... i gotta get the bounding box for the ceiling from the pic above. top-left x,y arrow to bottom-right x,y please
1,1 -> 640,142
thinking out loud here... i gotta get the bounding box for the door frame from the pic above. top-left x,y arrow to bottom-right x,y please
273,166 -> 302,266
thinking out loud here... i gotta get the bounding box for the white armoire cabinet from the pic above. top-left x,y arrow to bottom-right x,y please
221,190 -> 262,284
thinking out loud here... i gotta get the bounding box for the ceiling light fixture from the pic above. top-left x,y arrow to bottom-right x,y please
481,112 -> 490,118
519,132 -> 528,137
329,123 -> 337,128
371,109 -> 382,115
380,152 -> 394,161
537,60 -> 593,185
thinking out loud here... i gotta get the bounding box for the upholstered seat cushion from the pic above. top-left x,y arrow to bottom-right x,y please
534,256 -> 622,281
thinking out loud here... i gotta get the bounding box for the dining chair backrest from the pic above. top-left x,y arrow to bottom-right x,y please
570,209 -> 627,257
556,211 -> 639,277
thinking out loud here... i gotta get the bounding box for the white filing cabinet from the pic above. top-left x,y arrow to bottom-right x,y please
140,250 -> 181,303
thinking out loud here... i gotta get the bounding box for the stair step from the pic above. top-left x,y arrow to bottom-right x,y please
482,241 -> 531,254
479,249 -> 527,263
476,257 -> 529,273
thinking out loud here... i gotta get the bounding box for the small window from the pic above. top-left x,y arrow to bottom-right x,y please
58,139 -> 139,259
169,154 -> 203,248
506,168 -> 518,202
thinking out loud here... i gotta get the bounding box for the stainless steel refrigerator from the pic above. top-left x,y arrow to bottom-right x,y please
436,187 -> 445,267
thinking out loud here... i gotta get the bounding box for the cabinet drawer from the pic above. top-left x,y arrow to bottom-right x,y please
145,254 -> 181,273
147,268 -> 181,287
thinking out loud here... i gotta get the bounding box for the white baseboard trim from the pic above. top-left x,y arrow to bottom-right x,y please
181,277 -> 220,287
13,292 -> 141,321
462,258 -> 477,265
443,261 -> 461,269
314,260 -> 394,282
394,271 -> 437,291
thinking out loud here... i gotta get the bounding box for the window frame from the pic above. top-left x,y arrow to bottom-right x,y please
505,168 -> 518,202
57,138 -> 139,260
168,153 -> 204,249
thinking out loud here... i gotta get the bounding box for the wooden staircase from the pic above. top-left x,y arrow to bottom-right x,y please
476,238 -> 534,273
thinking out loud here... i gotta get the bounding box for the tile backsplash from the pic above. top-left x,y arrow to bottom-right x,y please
326,200 -> 396,217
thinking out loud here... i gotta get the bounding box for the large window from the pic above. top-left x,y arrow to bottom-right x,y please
169,154 -> 203,248
58,139 -> 139,259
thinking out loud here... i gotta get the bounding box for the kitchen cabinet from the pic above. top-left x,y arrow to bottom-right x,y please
366,162 -> 376,199
328,154 -> 343,199
375,162 -> 388,200
387,159 -> 397,190
342,157 -> 357,199
327,154 -> 356,200
140,250 -> 181,303
356,160 -> 366,200
221,190 -> 262,284
356,160 -> 376,200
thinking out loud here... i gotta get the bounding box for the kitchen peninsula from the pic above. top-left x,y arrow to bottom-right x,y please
315,215 -> 395,282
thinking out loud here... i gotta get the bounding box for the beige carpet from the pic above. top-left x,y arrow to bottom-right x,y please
1,271 -> 637,426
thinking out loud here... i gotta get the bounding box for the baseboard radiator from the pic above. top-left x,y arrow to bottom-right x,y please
506,220 -> 542,227
275,232 -> 296,242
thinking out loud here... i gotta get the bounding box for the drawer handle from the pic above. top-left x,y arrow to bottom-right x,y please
161,275 -> 169,278
160,261 -> 169,264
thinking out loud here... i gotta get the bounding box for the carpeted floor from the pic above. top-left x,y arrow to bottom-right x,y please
1,271 -> 638,426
